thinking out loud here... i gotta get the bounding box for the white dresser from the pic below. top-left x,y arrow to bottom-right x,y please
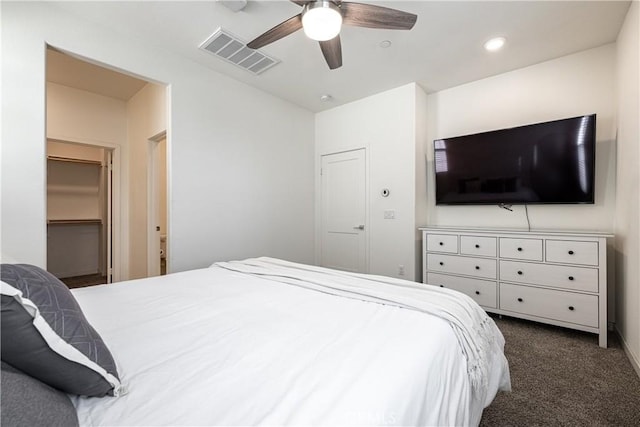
420,227 -> 612,347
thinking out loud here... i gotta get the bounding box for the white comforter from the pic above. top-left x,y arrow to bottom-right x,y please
71,258 -> 510,426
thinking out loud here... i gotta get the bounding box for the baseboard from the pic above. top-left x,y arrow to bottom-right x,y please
54,269 -> 100,279
616,326 -> 640,379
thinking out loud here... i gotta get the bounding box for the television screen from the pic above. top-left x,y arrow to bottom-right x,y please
433,114 -> 596,205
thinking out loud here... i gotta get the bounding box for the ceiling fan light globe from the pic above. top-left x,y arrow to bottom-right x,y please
302,2 -> 343,41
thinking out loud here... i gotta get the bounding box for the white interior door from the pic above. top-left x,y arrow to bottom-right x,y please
148,139 -> 161,277
321,149 -> 367,273
105,150 -> 113,283
147,133 -> 167,277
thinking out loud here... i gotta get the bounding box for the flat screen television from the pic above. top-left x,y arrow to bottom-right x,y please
433,114 -> 596,205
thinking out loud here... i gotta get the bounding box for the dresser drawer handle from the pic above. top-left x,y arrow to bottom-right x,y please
475,266 -> 480,270
475,244 -> 480,248
517,247 -> 523,252
439,262 -> 444,266
517,297 -> 523,302
517,270 -> 523,275
568,250 -> 575,255
439,242 -> 444,246
568,276 -> 575,281
475,291 -> 480,295
568,306 -> 575,311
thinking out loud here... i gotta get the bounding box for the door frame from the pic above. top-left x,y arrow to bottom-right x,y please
318,147 -> 370,273
147,131 -> 168,277
46,137 -> 124,282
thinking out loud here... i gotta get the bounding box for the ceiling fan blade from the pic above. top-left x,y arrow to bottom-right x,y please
247,14 -> 303,49
341,2 -> 417,30
319,36 -> 342,70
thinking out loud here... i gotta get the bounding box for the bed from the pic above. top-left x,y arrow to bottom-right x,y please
1,257 -> 510,426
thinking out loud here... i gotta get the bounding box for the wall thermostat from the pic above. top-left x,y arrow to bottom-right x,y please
381,188 -> 390,197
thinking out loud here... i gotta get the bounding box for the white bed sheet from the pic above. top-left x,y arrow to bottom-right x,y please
71,262 -> 510,426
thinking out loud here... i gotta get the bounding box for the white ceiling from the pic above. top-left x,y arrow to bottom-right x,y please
50,0 -> 631,112
47,49 -> 148,101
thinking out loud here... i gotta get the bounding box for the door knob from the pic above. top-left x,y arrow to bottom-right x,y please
353,225 -> 365,230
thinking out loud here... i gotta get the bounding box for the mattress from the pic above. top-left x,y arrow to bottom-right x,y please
70,258 -> 510,426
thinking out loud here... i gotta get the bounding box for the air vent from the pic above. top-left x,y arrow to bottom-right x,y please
200,28 -> 279,75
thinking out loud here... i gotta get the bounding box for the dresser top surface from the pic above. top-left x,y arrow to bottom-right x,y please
419,226 -> 614,238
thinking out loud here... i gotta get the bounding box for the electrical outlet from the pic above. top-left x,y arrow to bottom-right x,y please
398,265 -> 405,276
384,210 -> 395,219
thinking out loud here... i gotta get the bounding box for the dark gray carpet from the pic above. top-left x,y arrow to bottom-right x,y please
61,273 -> 107,289
480,316 -> 640,426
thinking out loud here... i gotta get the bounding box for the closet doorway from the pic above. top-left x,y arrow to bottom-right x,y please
46,46 -> 169,284
47,140 -> 116,287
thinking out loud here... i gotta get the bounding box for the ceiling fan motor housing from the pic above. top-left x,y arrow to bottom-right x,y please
247,0 -> 417,70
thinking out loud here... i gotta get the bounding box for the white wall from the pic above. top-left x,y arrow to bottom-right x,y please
47,83 -> 128,144
424,44 -> 617,232
126,83 -> 166,279
1,1 -> 315,272
48,140 -> 105,163
414,85 -> 430,279
614,1 -> 640,375
316,83 -> 424,280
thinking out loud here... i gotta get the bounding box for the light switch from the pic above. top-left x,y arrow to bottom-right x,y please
384,210 -> 395,219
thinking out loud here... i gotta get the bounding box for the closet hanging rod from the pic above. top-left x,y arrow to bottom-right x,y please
47,155 -> 102,166
47,219 -> 102,225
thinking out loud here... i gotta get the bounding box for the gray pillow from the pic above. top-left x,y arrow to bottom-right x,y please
1,264 -> 121,397
1,361 -> 79,427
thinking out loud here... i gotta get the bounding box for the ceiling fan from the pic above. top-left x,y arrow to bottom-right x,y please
247,0 -> 417,70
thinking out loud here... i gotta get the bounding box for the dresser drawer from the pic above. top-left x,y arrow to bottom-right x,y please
500,260 -> 598,293
427,254 -> 497,279
546,240 -> 599,266
426,234 -> 458,253
460,236 -> 497,257
499,238 -> 543,261
500,283 -> 598,327
427,272 -> 497,308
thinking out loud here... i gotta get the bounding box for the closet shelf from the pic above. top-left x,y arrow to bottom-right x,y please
47,186 -> 100,194
47,155 -> 102,166
47,219 -> 102,225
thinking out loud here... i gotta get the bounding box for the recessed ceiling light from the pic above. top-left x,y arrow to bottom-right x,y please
379,40 -> 392,48
320,94 -> 333,102
484,37 -> 506,52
